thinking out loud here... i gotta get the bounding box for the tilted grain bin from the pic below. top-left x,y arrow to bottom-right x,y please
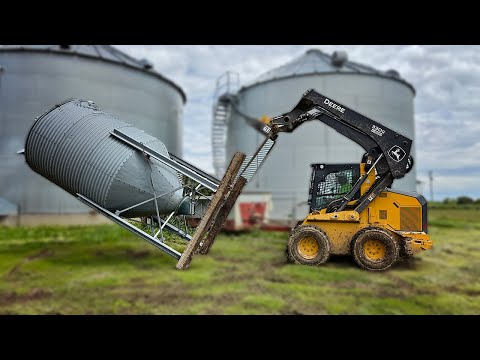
0,45 -> 185,222
215,48 -> 416,222
24,99 -> 187,218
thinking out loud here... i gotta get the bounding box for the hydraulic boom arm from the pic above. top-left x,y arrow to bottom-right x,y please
245,89 -> 414,214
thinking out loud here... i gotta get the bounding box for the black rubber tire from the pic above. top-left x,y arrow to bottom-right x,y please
286,221 -> 303,263
287,225 -> 330,266
285,245 -> 293,263
351,227 -> 399,271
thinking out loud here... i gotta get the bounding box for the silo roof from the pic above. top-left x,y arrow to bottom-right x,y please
241,48 -> 415,94
0,45 -> 186,103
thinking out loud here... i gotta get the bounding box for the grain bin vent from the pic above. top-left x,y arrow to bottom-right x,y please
140,58 -> 154,69
331,50 -> 348,67
386,69 -> 400,78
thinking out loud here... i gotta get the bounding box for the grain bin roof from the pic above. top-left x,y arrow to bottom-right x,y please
0,45 -> 186,103
241,48 -> 415,95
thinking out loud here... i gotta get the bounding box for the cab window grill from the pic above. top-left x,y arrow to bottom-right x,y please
309,164 -> 360,211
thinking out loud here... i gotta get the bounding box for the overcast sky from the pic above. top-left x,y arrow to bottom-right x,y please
116,45 -> 477,201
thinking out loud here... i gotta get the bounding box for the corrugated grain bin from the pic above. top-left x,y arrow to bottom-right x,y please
24,99 -> 185,218
0,45 -> 185,218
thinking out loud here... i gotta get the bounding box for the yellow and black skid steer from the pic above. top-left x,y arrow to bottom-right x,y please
212,89 -> 433,270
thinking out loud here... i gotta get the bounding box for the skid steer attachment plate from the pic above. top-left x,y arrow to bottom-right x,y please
198,176 -> 247,254
176,152 -> 246,269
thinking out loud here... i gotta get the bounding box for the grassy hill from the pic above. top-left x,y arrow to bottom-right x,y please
0,207 -> 479,314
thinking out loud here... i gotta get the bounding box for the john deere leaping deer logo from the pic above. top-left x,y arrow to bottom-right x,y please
388,146 -> 406,162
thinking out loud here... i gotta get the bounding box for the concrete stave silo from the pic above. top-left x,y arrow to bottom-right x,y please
215,48 -> 417,223
0,45 -> 186,224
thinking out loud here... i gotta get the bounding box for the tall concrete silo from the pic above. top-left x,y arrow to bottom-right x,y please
214,48 -> 416,222
0,45 -> 186,224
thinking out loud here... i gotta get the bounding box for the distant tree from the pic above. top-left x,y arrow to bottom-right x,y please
457,196 -> 474,205
443,197 -> 455,205
474,198 -> 480,205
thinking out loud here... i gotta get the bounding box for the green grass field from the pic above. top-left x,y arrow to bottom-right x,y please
0,207 -> 479,314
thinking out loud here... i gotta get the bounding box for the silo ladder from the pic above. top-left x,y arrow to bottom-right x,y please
212,71 -> 240,178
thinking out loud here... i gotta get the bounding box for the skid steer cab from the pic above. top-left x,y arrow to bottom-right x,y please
286,161 -> 433,271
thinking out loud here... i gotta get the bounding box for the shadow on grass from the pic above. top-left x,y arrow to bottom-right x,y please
328,255 -> 356,267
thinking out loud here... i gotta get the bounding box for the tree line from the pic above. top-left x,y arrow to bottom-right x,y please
441,196 -> 480,205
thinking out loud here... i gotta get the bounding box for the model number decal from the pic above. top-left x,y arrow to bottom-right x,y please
371,125 -> 385,137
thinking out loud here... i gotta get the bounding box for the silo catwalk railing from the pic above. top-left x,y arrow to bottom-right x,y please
21,99 -> 273,269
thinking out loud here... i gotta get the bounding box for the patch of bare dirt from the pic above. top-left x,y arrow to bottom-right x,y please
118,283 -> 191,307
0,288 -> 51,306
445,285 -> 480,297
27,249 -> 54,261
464,289 -> 480,296
129,277 -> 146,284
194,292 -> 246,314
381,274 -> 435,297
127,277 -> 147,289
280,309 -> 307,315
125,249 -> 151,259
217,270 -> 254,283
7,249 -> 54,276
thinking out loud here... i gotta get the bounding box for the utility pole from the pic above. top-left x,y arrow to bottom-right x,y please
416,179 -> 424,194
428,171 -> 434,202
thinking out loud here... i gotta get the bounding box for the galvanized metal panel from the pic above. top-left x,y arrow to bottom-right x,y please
226,72 -> 416,221
24,99 -> 184,218
0,48 -> 184,214
0,198 -> 17,216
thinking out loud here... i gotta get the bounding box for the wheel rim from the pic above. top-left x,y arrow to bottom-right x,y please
297,237 -> 319,260
363,239 -> 386,261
